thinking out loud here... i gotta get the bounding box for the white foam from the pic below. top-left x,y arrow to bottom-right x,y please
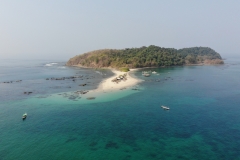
45,62 -> 58,67
95,71 -> 103,75
58,66 -> 66,69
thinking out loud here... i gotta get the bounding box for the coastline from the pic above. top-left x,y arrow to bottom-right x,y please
42,68 -> 143,105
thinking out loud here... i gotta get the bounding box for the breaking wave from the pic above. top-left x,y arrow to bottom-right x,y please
45,63 -> 58,67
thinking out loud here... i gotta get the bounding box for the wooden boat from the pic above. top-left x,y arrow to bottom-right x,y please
22,113 -> 27,120
161,106 -> 170,110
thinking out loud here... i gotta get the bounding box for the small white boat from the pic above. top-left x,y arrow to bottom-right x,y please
152,71 -> 157,74
144,73 -> 150,77
161,106 -> 170,110
22,113 -> 27,120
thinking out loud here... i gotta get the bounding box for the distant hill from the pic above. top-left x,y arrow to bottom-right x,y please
66,45 -> 224,68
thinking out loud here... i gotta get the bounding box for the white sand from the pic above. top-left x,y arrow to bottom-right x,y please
88,69 -> 142,94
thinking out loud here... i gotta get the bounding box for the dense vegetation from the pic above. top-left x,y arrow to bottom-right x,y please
66,45 -> 223,68
119,67 -> 130,72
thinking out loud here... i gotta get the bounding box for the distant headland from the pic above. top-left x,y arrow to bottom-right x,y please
66,45 -> 224,69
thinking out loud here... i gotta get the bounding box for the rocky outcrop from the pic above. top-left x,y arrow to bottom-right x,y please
203,59 -> 224,65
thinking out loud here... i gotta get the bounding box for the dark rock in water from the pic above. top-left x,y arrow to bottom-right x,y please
79,84 -> 87,86
125,155 -> 132,159
132,146 -> 142,152
105,141 -> 119,149
3,81 -> 13,83
87,97 -> 95,100
55,78 -> 64,80
132,88 -> 139,90
69,95 -> 77,100
82,91 -> 88,94
74,90 -> 88,94
89,141 -> 98,147
49,77 -> 65,80
24,92 -> 33,95
65,137 -> 77,143
74,91 -> 81,94
148,153 -> 157,158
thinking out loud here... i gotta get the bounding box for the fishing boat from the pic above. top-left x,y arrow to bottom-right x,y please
22,113 -> 27,120
161,106 -> 170,110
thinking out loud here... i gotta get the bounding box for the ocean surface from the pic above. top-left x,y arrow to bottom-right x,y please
1,58 -> 240,160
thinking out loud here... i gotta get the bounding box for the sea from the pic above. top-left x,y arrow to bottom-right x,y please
0,58 -> 240,160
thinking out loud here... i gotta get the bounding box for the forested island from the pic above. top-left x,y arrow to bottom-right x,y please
66,45 -> 224,69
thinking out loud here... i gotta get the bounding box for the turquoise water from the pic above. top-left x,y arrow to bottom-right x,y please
1,59 -> 240,159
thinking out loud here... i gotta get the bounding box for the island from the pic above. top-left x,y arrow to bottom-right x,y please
66,45 -> 224,68
66,45 -> 224,95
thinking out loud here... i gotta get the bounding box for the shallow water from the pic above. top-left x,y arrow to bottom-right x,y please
0,59 -> 240,159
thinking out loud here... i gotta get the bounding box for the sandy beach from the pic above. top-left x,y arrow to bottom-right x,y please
88,69 -> 142,94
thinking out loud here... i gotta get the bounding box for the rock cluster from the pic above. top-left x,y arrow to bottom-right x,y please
24,92 -> 33,95
2,80 -> 22,83
87,97 -> 95,100
74,90 -> 88,94
46,75 -> 83,81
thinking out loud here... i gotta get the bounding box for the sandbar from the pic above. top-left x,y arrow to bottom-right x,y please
88,69 -> 143,94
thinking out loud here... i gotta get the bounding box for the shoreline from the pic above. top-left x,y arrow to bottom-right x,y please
71,63 -> 224,99
45,68 -> 143,104
87,69 -> 143,95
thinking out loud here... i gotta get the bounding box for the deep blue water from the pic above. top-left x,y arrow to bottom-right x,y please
0,59 -> 240,160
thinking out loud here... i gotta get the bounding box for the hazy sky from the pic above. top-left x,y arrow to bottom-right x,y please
1,0 -> 239,60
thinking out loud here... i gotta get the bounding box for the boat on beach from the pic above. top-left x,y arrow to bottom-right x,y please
161,106 -> 170,110
22,113 -> 27,120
